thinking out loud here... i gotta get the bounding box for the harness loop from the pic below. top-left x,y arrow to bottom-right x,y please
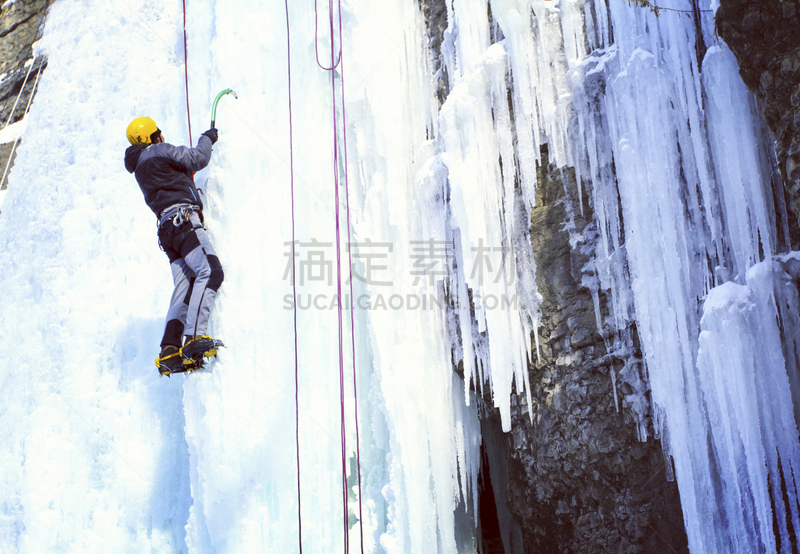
172,206 -> 196,227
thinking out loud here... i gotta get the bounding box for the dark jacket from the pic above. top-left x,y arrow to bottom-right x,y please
124,135 -> 213,217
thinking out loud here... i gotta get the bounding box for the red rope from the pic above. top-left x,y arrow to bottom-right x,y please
182,0 -> 193,146
285,1 -> 303,551
315,1 -> 364,552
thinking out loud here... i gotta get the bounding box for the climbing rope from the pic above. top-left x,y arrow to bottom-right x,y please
284,0 -> 304,551
180,2 -> 362,551
325,2 -> 350,548
314,0 -> 342,71
0,55 -> 38,191
182,0 -> 193,146
3,56 -> 36,130
315,0 -> 365,551
334,6 -> 365,552
0,59 -> 43,191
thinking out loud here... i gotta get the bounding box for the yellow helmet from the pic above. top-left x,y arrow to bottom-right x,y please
126,117 -> 160,145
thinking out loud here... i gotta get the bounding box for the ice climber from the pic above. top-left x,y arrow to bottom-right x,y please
124,116 -> 224,376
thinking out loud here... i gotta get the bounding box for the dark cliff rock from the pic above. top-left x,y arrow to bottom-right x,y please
0,0 -> 51,190
479,145 -> 687,553
716,0 -> 800,218
418,1 -> 690,550
419,0 -> 450,106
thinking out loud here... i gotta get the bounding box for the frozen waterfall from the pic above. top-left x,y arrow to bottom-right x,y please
0,0 -> 798,552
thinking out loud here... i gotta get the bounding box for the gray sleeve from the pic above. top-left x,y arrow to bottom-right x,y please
163,135 -> 213,171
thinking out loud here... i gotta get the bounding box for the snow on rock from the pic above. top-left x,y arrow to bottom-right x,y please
0,118 -> 27,144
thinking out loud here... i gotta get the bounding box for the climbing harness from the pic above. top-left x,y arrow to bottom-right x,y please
157,203 -> 201,229
171,205 -> 200,227
315,0 -> 365,551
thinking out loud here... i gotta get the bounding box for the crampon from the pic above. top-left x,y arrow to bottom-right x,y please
156,345 -> 205,377
181,335 -> 225,368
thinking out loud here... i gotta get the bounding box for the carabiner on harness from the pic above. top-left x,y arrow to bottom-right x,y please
172,206 -> 196,227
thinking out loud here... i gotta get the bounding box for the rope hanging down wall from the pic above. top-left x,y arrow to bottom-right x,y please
181,1 -> 364,551
182,0 -> 193,146
0,58 -> 44,192
314,0 -> 365,551
284,0 -> 304,551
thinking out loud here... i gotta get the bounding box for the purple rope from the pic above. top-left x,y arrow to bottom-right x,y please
182,0 -> 193,147
284,1 -> 303,551
314,0 -> 342,71
323,0 -> 349,550
316,0 -> 365,551
336,3 -> 366,550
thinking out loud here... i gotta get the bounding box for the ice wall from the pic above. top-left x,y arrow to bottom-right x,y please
535,1 -> 800,552
0,1 -> 194,550
1,0 -> 799,552
428,0 -> 800,550
585,9 -> 800,554
696,264 -> 800,552
180,0 -> 488,551
1,0 -> 488,552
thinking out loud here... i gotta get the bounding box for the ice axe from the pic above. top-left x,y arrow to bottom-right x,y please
211,88 -> 238,128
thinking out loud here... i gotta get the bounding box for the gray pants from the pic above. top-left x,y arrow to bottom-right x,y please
158,211 -> 224,346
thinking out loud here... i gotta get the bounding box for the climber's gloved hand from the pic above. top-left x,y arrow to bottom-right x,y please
202,128 -> 219,145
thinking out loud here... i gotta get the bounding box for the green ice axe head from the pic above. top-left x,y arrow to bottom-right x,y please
211,88 -> 238,128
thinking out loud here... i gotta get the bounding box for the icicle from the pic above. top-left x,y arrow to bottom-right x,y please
610,368 -> 618,413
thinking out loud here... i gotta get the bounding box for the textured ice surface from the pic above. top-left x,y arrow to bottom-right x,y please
1,0 -> 799,552
0,0 -> 485,551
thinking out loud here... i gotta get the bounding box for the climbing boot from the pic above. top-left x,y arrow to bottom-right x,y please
155,345 -> 184,376
181,335 -> 224,366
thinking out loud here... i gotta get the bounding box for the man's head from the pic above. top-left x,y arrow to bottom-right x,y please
126,117 -> 162,145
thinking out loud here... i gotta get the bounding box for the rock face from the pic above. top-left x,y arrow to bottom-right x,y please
419,0 -> 689,550
716,0 -> 800,218
419,0 -> 449,106
481,146 -> 687,553
0,0 -> 51,190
